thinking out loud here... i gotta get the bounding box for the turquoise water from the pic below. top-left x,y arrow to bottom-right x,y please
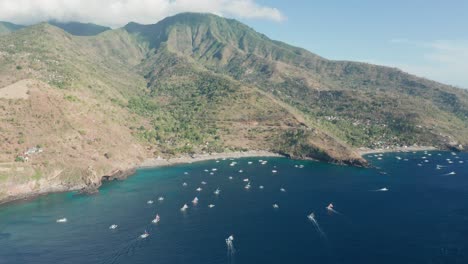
0,151 -> 467,264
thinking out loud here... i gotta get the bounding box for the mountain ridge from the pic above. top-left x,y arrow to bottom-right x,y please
0,20 -> 112,36
123,13 -> 467,148
0,21 -> 25,35
48,20 -> 111,36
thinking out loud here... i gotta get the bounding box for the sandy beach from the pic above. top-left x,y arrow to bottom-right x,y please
139,150 -> 283,168
357,146 -> 437,155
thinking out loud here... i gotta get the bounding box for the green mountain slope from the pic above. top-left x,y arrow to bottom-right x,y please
0,12 -> 467,203
125,13 -> 468,151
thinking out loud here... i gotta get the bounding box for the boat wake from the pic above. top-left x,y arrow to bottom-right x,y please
226,235 -> 235,256
326,203 -> 341,215
372,187 -> 389,192
307,213 -> 327,239
104,229 -> 152,264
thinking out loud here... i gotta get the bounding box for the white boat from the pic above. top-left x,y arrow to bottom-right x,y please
196,187 -> 202,192
56,218 -> 67,223
272,170 -> 277,173
208,204 -> 215,208
212,168 -> 217,171
299,165 -> 304,168
226,234 -> 235,254
214,188 -> 221,195
259,185 -> 264,189
446,171 -> 456,175
192,197 -> 199,205
377,187 -> 389,192
326,203 -> 334,211
226,235 -> 234,243
280,188 -> 286,192
243,178 -> 249,182
307,213 -> 315,221
140,230 -> 149,238
244,183 -> 251,189
216,160 -> 220,163
210,172 -> 214,175
147,200 -> 154,204
272,204 -> 279,209
152,214 -> 160,224
228,176 -> 233,180
201,181 -> 207,185
248,161 -> 253,164
184,172 -> 188,175
109,224 -> 118,229
204,169 -> 209,172
238,170 -> 243,173
182,182 -> 188,187
181,204 -> 189,211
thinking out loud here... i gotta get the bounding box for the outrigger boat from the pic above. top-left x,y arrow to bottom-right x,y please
152,214 -> 160,224
140,230 -> 149,238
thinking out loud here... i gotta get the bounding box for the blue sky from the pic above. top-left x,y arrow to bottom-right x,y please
1,0 -> 466,88
240,0 -> 468,88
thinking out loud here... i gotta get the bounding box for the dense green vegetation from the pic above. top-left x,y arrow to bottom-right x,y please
124,12 -> 467,151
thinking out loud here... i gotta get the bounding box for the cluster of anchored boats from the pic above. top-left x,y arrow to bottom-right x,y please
53,151 -> 464,253
371,151 -> 461,176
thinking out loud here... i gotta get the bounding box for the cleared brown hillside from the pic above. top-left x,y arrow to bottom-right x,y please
0,79 -> 147,202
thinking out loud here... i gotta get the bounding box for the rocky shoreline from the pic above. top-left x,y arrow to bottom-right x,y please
0,151 -> 282,206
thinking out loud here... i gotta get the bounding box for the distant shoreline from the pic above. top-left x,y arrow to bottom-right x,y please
357,146 -> 437,156
139,150 -> 283,169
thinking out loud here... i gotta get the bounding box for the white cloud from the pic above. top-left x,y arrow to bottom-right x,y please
0,0 -> 285,27
369,39 -> 468,89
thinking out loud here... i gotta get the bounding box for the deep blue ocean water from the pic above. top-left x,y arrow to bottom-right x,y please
0,151 -> 467,264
